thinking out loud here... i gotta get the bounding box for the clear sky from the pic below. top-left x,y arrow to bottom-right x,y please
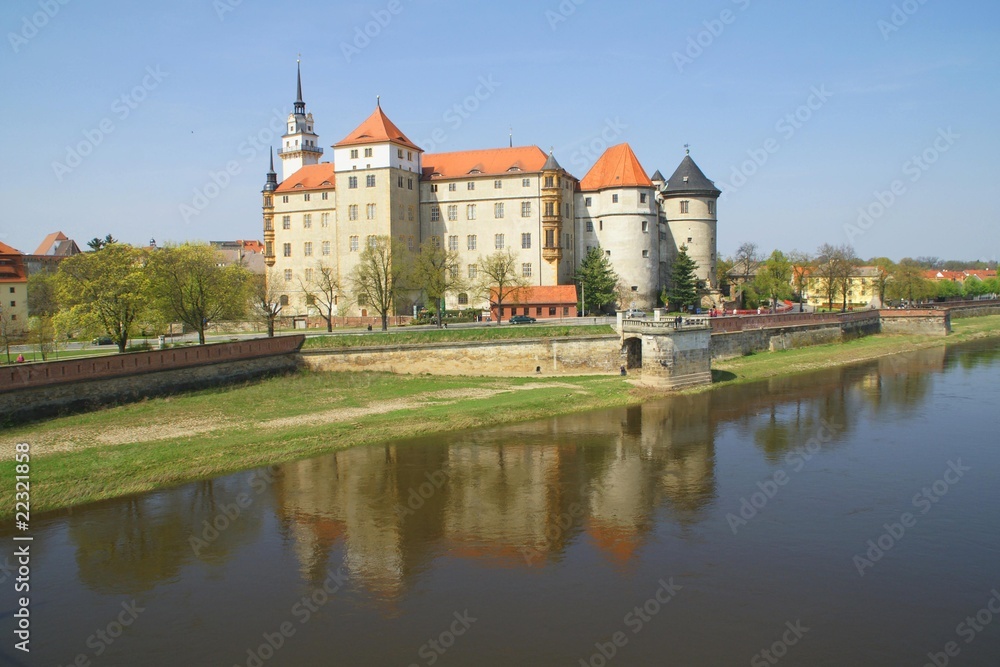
1,0 -> 997,262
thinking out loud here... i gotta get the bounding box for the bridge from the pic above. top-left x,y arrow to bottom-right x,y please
617,315 -> 713,389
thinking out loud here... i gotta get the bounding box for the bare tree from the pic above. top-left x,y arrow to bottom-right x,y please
412,240 -> 463,328
814,243 -> 854,311
300,262 -> 340,332
349,236 -> 410,331
250,270 -> 283,337
475,249 -> 528,324
0,305 -> 24,364
733,242 -> 762,309
788,250 -> 812,312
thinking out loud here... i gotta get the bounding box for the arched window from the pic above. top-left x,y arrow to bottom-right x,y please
279,295 -> 289,306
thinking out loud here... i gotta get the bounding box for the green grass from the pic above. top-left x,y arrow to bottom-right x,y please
302,324 -> 615,349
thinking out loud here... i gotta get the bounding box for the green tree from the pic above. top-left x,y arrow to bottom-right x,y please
982,277 -> 999,297
788,250 -> 812,312
935,279 -> 962,299
0,303 -> 24,363
963,277 -> 988,299
28,315 -> 57,360
716,256 -> 735,298
412,240 -> 463,328
149,244 -> 251,345
868,257 -> 896,307
475,249 -> 529,324
299,262 -> 340,332
56,243 -> 149,353
888,259 -> 934,304
667,245 -> 699,312
86,234 -> 118,252
26,271 -> 59,317
753,250 -> 793,312
575,247 -> 619,315
349,236 -> 410,332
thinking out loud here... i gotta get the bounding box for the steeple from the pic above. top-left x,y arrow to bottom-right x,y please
263,147 -> 278,192
541,149 -> 562,172
294,58 -> 305,115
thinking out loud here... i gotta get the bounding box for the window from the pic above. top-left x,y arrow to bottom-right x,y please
431,236 -> 440,249
584,197 -> 592,206
282,215 -> 291,230
366,174 -> 376,187
544,175 -> 554,187
586,220 -> 593,232
282,195 -> 288,203
304,242 -> 313,257
545,229 -> 554,248
348,176 -> 358,189
468,264 -> 477,279
599,220 -> 603,231
398,176 -> 404,188
431,206 -> 441,222
304,193 -> 311,202
642,249 -> 650,258
522,263 -> 532,278
265,219 -> 273,231
640,193 -> 647,204
303,214 -> 312,229
467,181 -> 475,191
458,293 -> 469,305
522,178 -> 531,187
606,250 -> 611,256
321,213 -> 329,228
467,235 -> 477,250
447,205 -> 458,221
521,233 -> 531,249
494,180 -> 502,189
279,294 -> 289,306
521,201 -> 531,217
322,241 -> 331,256
398,204 -> 404,220
612,194 -> 619,203
408,236 -> 414,250
708,201 -> 715,215
350,149 -> 359,159
466,204 -> 476,220
322,192 -> 328,201
397,148 -> 403,158
349,204 -> 359,221
641,220 -> 648,233
367,235 -> 377,248
448,235 -> 458,251
430,183 -> 438,192
687,237 -> 693,243
680,200 -> 689,214
366,203 -> 376,220
495,202 -> 504,218
365,147 -> 373,158
449,183 -> 457,192
282,243 -> 291,257
549,307 -> 556,316
407,151 -> 412,160
408,178 -> 413,190
350,236 -> 359,252
631,286 -> 638,292
495,234 -> 504,249
544,202 -> 555,217
304,268 -> 313,282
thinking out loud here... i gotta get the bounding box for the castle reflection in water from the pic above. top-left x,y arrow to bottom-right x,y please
61,347 -> 948,602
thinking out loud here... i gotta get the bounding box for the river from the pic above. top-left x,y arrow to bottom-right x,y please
4,340 -> 1000,666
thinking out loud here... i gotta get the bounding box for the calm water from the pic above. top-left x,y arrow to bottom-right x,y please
4,341 -> 1000,666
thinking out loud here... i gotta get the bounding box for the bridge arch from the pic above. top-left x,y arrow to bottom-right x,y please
622,336 -> 642,369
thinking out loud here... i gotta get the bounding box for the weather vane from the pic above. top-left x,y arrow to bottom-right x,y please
684,143 -> 690,155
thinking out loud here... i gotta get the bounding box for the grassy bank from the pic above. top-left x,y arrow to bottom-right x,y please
302,324 -> 615,349
2,316 -> 997,518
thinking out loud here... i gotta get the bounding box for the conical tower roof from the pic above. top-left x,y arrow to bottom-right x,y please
579,143 -> 652,191
542,150 -> 562,171
335,104 -> 421,151
662,155 -> 720,196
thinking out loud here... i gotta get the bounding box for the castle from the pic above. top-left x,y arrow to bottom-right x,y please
263,64 -> 720,317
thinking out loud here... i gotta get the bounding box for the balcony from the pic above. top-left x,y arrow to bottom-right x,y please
277,144 -> 324,156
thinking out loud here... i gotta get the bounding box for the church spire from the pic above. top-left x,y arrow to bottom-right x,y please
263,147 -> 278,192
294,57 -> 305,115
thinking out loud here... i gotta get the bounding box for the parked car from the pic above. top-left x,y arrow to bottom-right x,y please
92,336 -> 114,345
624,309 -> 647,318
509,315 -> 536,324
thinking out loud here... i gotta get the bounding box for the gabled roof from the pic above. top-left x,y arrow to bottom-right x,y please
422,146 -> 550,180
0,242 -> 27,283
0,241 -> 23,255
662,155 -> 720,196
495,285 -> 578,305
334,105 -> 421,151
275,164 -> 336,193
579,143 -> 653,191
34,231 -> 67,255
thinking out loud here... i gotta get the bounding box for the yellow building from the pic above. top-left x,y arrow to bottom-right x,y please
0,242 -> 29,340
803,265 -> 884,309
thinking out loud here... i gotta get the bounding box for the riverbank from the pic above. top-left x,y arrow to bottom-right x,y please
2,315 -> 998,518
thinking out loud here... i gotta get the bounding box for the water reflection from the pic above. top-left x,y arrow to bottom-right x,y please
54,343 -> 987,604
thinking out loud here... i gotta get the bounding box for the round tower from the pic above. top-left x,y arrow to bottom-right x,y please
659,150 -> 720,293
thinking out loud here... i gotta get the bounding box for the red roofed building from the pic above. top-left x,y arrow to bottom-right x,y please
263,65 -> 722,319
490,285 -> 578,321
24,231 -> 81,275
0,242 -> 28,335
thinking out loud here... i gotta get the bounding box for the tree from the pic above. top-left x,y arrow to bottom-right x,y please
250,270 -> 283,337
667,245 -> 699,312
86,234 -> 118,252
28,315 -> 56,361
575,247 -> 619,315
56,243 -> 149,353
716,256 -> 735,298
888,259 -> 934,305
0,303 -> 24,364
788,250 -> 812,312
300,262 -> 340,332
475,249 -> 528,325
963,276 -> 988,299
935,279 -> 962,300
149,244 -> 251,345
753,250 -> 793,312
982,277 -> 1000,298
349,236 -> 410,332
814,244 -> 854,311
732,242 -> 762,309
412,240 -> 463,328
868,257 -> 896,307
26,271 -> 59,317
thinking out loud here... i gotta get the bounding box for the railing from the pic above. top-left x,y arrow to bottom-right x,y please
622,318 -> 710,331
277,145 -> 324,156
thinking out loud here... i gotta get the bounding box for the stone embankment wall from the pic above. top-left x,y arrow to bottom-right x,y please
879,310 -> 951,336
301,335 -> 621,377
1,336 -> 304,423
633,329 -> 712,389
710,312 -> 881,360
943,301 -> 1000,319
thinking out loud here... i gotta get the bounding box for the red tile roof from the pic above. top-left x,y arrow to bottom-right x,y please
276,163 -> 336,193
334,105 -> 421,151
423,146 -> 549,180
34,231 -> 67,255
579,143 -> 653,191
964,269 -> 996,281
499,285 -> 578,305
0,242 -> 27,283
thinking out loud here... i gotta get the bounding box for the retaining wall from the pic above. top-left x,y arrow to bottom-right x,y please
879,310 -> 951,336
710,312 -> 881,360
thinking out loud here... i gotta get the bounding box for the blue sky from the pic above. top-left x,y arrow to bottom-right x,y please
1,0 -> 997,262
